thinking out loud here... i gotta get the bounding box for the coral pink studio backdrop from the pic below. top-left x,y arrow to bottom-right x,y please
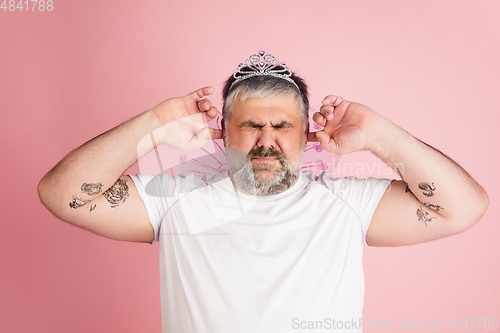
1,1 -> 499,332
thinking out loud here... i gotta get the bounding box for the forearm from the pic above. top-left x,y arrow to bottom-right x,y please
38,109 -> 163,216
367,116 -> 489,226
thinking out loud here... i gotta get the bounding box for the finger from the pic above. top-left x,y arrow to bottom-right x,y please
204,106 -> 220,122
320,104 -> 346,130
186,86 -> 214,102
312,112 -> 327,126
197,98 -> 212,112
319,105 -> 335,120
322,95 -> 345,107
307,131 -> 320,142
197,127 -> 223,141
208,127 -> 223,140
315,131 -> 327,144
315,131 -> 340,153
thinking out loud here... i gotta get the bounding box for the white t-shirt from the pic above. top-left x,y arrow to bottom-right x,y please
129,170 -> 391,333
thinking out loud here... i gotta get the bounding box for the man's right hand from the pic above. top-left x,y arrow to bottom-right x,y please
149,86 -> 223,151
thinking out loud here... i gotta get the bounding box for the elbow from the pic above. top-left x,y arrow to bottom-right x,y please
452,189 -> 489,234
472,186 -> 490,224
37,177 -> 65,221
37,178 -> 45,202
476,188 -> 490,222
37,177 -> 49,207
37,176 -> 54,210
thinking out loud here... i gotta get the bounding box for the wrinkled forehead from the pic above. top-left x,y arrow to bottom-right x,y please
228,93 -> 304,123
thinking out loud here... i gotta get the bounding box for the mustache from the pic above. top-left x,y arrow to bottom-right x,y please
248,146 -> 285,160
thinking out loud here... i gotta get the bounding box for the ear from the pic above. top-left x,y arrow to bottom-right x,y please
221,118 -> 226,148
304,122 -> 309,147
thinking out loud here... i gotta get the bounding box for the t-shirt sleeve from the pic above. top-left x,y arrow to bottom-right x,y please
128,174 -> 169,244
320,174 -> 393,247
127,173 -> 198,243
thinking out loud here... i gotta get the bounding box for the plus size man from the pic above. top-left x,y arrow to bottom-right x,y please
38,51 -> 488,332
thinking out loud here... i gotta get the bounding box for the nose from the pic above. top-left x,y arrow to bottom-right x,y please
256,127 -> 276,149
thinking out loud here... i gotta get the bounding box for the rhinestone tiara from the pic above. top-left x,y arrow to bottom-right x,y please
230,50 -> 299,90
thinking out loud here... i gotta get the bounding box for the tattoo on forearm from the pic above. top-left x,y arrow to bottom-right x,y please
418,182 -> 436,197
89,204 -> 97,212
416,206 -> 437,226
424,202 -> 444,211
69,195 -> 90,209
103,178 -> 129,208
81,183 -> 104,196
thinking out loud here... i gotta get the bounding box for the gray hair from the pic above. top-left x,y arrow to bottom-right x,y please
222,74 -> 310,131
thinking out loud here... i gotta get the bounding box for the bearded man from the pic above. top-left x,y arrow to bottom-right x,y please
38,51 -> 488,333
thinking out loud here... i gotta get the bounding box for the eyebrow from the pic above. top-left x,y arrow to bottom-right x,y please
239,121 -> 293,128
270,121 -> 293,129
240,121 -> 264,128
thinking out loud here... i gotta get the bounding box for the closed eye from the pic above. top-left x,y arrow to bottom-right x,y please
239,121 -> 294,130
240,121 -> 264,130
271,121 -> 293,130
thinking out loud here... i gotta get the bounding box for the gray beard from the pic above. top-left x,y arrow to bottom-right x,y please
226,146 -> 302,196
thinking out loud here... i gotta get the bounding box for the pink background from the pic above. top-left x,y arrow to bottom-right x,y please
1,0 -> 499,332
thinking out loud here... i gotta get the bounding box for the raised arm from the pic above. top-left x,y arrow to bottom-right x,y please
309,95 -> 489,247
37,87 -> 222,243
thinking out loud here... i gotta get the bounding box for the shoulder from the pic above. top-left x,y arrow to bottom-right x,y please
129,171 -> 212,198
130,170 -> 230,196
302,171 -> 392,200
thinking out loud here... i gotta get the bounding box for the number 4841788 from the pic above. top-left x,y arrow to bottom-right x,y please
1,0 -> 54,11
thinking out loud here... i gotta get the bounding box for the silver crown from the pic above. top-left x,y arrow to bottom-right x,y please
230,50 -> 299,90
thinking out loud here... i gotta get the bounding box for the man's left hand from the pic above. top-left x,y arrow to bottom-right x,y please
308,95 -> 381,155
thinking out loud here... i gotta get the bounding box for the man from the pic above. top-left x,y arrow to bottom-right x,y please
38,51 -> 488,332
